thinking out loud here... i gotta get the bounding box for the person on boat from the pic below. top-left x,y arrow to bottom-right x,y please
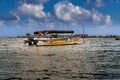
37,32 -> 43,38
49,37 -> 53,44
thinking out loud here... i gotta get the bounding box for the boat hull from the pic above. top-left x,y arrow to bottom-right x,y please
36,41 -> 77,46
36,39 -> 78,46
24,37 -> 80,46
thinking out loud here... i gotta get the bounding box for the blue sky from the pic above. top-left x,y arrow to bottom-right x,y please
0,0 -> 120,36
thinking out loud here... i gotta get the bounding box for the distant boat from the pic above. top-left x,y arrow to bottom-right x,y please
24,30 -> 80,46
115,37 -> 120,40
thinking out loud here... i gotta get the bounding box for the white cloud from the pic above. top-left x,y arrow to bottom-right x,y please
38,0 -> 49,3
21,0 -> 49,4
46,23 -> 54,29
10,12 -> 20,22
54,1 -> 91,22
27,18 -> 37,26
15,15 -> 20,21
87,0 -> 90,4
105,15 -> 111,24
54,1 -> 111,25
18,3 -> 47,18
95,0 -> 105,7
91,9 -> 111,24
92,13 -> 101,22
0,21 -> 5,27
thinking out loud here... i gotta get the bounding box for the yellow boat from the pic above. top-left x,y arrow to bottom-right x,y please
36,38 -> 78,46
24,30 -> 80,46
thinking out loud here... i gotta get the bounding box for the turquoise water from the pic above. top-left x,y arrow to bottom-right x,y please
0,38 -> 120,80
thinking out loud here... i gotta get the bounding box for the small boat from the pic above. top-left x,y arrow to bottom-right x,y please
115,37 -> 120,40
24,30 -> 80,46
35,37 -> 78,46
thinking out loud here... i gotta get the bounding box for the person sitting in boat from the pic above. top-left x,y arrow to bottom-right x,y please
37,32 -> 43,38
49,37 -> 53,44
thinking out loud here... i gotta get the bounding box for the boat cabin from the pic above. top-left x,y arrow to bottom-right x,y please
34,30 -> 74,38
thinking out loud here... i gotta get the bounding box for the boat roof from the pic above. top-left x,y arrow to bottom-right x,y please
34,30 -> 74,34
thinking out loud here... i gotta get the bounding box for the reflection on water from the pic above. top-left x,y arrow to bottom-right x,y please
0,38 -> 120,80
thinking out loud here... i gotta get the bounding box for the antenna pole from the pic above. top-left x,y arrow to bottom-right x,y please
82,24 -> 85,43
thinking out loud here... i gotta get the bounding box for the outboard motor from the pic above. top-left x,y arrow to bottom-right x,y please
33,40 -> 38,45
24,33 -> 34,45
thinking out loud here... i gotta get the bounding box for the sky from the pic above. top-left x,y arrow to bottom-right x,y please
0,0 -> 120,37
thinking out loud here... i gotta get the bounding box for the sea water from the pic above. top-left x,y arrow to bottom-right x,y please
0,38 -> 120,80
